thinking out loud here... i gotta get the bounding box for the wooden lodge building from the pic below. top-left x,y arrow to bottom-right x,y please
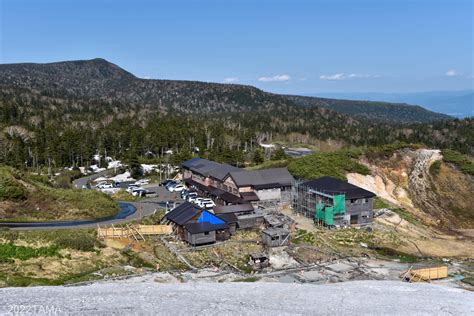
182,158 -> 293,207
165,202 -> 232,246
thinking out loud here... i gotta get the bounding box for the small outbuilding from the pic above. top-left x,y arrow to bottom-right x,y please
184,222 -> 229,246
249,253 -> 270,270
262,227 -> 290,247
213,204 -> 264,229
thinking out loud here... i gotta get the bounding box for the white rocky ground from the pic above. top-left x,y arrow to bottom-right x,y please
0,279 -> 473,315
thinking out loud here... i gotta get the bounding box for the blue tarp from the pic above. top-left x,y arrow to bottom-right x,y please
197,211 -> 225,225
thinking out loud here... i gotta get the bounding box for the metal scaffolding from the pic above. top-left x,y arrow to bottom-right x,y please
291,180 -> 346,227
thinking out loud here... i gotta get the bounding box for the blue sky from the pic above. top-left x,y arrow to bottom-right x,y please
1,0 -> 473,93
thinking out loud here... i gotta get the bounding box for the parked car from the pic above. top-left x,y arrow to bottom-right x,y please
126,184 -> 140,193
165,182 -> 177,191
187,194 -> 199,203
169,184 -> 185,192
160,179 -> 176,187
180,189 -> 188,198
97,183 -> 114,189
131,188 -> 148,197
193,197 -> 204,206
134,179 -> 150,186
197,198 -> 216,209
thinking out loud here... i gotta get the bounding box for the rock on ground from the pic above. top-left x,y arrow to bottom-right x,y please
0,280 -> 473,315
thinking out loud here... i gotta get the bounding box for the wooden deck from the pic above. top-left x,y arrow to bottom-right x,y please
97,224 -> 172,240
401,266 -> 448,282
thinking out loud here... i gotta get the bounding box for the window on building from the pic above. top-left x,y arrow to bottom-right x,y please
350,199 -> 357,204
204,232 -> 210,236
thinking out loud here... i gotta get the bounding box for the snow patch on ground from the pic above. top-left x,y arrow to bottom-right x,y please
109,171 -> 135,182
0,280 -> 472,315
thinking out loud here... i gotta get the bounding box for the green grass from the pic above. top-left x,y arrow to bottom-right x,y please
365,142 -> 424,160
0,165 -> 119,221
461,277 -> 474,286
0,166 -> 28,201
232,276 -> 260,282
442,149 -> 474,175
392,208 -> 421,226
0,243 -> 59,263
111,189 -> 139,202
0,229 -> 101,252
0,268 -> 106,287
374,247 -> 419,263
246,159 -> 291,170
373,197 -> 391,209
292,229 -> 316,245
288,149 -> 370,180
429,160 -> 442,175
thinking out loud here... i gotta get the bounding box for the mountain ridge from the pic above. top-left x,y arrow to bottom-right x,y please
0,58 -> 451,123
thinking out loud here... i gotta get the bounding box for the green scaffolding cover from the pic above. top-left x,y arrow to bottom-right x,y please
333,194 -> 346,214
315,203 -> 325,222
325,206 -> 334,225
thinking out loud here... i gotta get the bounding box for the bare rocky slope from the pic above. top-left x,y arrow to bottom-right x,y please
347,148 -> 474,257
348,148 -> 474,229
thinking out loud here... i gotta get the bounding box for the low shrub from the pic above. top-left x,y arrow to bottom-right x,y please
0,243 -> 59,262
442,149 -> 474,176
429,160 -> 442,176
0,173 -> 28,201
288,149 -> 370,180
53,232 -> 97,251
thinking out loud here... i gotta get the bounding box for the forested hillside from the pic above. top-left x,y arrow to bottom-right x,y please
284,95 -> 452,123
0,58 -> 472,171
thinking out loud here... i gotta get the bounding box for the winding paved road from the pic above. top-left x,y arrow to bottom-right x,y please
72,169 -> 111,189
2,178 -> 182,230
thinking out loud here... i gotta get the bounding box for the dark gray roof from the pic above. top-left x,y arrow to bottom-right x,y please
184,222 -> 229,234
229,168 -> 293,188
217,213 -> 238,224
209,164 -> 240,181
262,227 -> 290,237
165,202 -> 201,225
240,191 -> 260,201
214,204 -> 255,214
303,176 -> 376,199
182,158 -> 239,181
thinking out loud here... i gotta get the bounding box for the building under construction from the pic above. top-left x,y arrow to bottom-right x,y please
292,176 -> 376,227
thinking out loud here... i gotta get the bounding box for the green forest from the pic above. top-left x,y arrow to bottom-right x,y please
0,59 -> 472,173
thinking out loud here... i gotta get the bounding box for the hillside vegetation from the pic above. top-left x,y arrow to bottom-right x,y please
284,94 -> 452,123
287,149 -> 370,180
0,166 -> 118,221
0,58 -> 472,173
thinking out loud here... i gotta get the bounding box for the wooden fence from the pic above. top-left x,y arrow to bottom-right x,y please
97,224 -> 172,240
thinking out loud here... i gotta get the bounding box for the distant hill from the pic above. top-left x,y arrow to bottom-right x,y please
310,91 -> 473,118
0,58 -> 450,123
0,58 -> 471,170
283,95 -> 452,123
